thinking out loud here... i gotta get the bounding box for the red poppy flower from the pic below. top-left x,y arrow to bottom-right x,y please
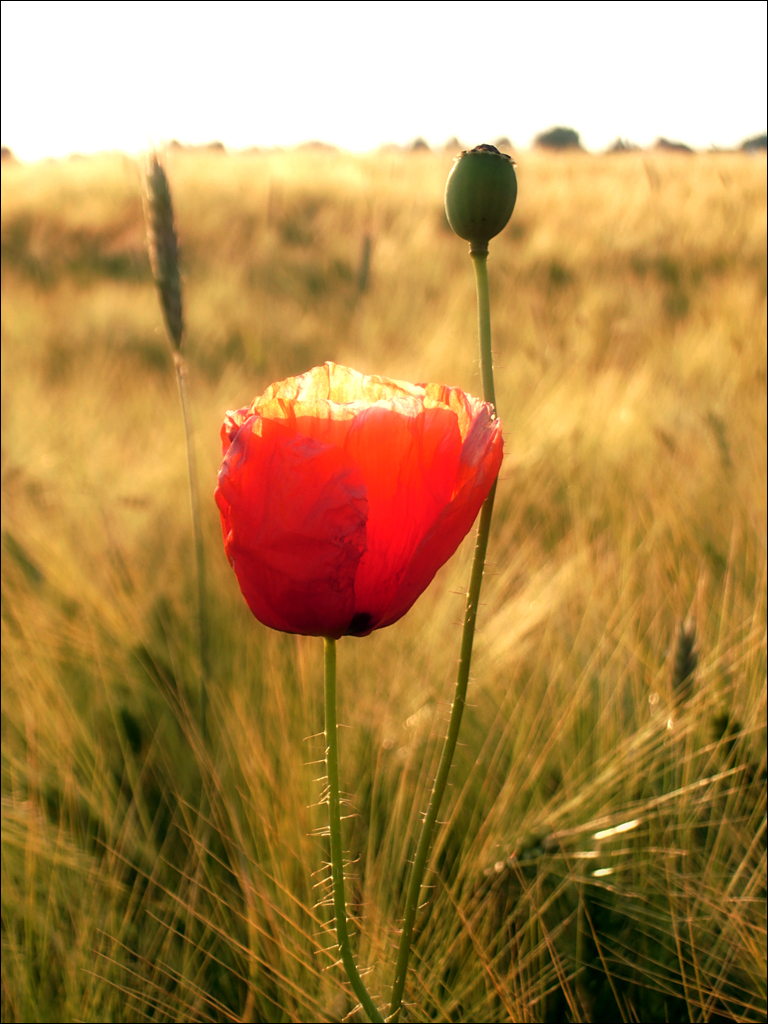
215,362 -> 502,638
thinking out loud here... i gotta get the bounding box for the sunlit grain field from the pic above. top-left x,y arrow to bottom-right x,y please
2,146 -> 766,1023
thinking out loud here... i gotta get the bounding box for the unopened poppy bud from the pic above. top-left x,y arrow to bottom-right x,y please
445,144 -> 517,252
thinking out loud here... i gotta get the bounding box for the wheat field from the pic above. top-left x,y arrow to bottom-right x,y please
2,146 -> 766,1023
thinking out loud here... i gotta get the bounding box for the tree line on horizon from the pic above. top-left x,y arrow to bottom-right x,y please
2,128 -> 767,165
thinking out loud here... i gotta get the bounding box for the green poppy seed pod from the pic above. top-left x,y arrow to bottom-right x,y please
445,144 -> 517,253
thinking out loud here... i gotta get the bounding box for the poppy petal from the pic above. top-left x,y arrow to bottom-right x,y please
216,414 -> 368,637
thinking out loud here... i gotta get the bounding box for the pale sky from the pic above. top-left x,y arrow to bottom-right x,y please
1,0 -> 766,161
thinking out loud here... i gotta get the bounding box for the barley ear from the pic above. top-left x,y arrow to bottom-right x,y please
143,153 -> 184,350
671,615 -> 697,703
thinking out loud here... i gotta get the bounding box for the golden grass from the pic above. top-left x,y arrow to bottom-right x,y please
2,146 -> 766,1022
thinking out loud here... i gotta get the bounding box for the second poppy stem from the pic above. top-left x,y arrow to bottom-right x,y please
389,246 -> 498,1021
324,637 -> 384,1023
471,246 -> 497,414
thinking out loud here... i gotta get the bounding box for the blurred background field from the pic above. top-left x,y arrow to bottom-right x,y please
2,146 -> 766,1022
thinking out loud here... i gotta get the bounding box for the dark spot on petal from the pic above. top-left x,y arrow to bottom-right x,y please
347,611 -> 374,636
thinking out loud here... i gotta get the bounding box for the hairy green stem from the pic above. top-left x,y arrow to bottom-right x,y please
174,352 -> 209,744
471,247 -> 497,414
324,638 -> 384,1023
389,248 -> 498,1020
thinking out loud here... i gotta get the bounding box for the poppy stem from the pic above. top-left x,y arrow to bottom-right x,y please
471,247 -> 497,412
388,248 -> 498,1022
324,637 -> 385,1023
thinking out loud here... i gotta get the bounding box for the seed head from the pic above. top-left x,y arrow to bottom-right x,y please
671,615 -> 697,703
143,153 -> 184,350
